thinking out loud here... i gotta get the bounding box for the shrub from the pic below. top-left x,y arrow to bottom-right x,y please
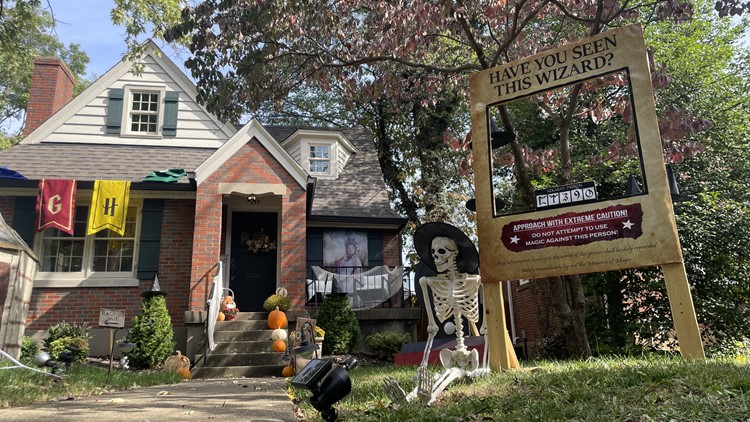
20,336 -> 39,362
317,294 -> 360,355
366,332 -> 412,361
43,321 -> 91,363
263,294 -> 291,312
126,294 -> 175,369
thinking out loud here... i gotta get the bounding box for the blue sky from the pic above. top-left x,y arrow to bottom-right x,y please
48,0 -> 186,79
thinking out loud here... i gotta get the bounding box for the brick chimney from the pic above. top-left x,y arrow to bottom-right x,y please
22,57 -> 75,137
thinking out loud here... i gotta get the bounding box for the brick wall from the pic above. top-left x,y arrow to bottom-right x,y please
190,138 -> 307,311
509,280 -> 543,356
382,229 -> 402,266
23,58 -> 75,137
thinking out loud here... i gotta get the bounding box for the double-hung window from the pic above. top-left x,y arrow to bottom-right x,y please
36,203 -> 140,287
308,144 -> 331,175
129,92 -> 160,134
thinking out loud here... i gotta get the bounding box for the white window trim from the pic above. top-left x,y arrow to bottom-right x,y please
33,198 -> 143,288
120,85 -> 167,138
303,139 -> 338,179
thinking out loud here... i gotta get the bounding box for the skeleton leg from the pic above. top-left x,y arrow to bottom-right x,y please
425,367 -> 465,406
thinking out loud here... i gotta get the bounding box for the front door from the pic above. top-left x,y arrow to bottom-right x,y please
229,212 -> 278,312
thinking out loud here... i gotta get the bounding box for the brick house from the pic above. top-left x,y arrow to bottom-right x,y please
0,42 -> 408,359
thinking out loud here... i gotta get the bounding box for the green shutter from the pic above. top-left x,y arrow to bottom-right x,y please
137,199 -> 163,279
162,91 -> 179,137
367,231 -> 384,267
106,88 -> 124,134
11,196 -> 36,248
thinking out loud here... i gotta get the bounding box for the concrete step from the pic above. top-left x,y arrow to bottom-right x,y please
209,340 -> 277,354
215,320 -> 274,331
195,351 -> 287,367
213,330 -> 277,342
231,312 -> 268,321
191,364 -> 288,379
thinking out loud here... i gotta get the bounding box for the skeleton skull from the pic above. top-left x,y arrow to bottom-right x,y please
431,236 -> 458,273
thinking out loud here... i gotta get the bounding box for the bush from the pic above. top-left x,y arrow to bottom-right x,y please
317,294 -> 360,355
126,294 -> 175,369
20,336 -> 39,362
263,294 -> 291,312
43,321 -> 91,363
366,332 -> 412,361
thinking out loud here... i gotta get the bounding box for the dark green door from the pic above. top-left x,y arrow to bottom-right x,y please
229,212 -> 278,312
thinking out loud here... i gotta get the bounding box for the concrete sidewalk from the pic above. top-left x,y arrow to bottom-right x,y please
0,378 -> 298,422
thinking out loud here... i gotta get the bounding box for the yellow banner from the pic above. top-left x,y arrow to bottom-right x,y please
87,180 -> 131,235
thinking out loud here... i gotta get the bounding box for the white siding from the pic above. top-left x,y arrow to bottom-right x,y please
45,56 -> 230,148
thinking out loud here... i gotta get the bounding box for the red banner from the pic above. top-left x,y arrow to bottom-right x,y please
35,179 -> 77,235
502,203 -> 643,252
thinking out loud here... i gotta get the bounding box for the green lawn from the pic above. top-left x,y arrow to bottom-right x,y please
0,360 -> 181,408
294,355 -> 750,421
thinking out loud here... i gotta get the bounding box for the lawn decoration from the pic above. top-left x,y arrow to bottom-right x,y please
220,295 -> 238,321
384,222 -> 489,406
267,306 -> 288,329
163,350 -> 190,379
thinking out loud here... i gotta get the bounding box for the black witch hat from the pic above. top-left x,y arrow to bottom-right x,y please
414,222 -> 479,275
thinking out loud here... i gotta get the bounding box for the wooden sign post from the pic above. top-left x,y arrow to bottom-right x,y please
99,308 -> 126,378
469,24 -> 704,371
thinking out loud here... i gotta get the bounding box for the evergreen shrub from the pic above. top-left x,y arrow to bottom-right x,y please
317,294 -> 360,355
366,332 -> 412,361
126,294 -> 175,369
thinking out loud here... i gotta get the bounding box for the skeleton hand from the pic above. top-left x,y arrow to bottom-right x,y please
383,376 -> 407,406
417,365 -> 432,404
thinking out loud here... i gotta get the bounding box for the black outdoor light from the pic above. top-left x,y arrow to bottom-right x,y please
625,174 -> 643,196
35,345 -> 79,375
291,356 -> 358,422
489,117 -> 516,149
465,197 -> 506,212
666,164 -> 689,203
467,117 -> 516,150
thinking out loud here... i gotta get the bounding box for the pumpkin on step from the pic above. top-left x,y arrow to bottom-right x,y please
281,365 -> 294,377
267,306 -> 287,329
272,339 -> 286,352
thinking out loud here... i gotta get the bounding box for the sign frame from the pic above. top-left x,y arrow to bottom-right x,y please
469,24 -> 704,369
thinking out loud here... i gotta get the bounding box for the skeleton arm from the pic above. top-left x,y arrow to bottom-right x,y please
419,276 -> 439,367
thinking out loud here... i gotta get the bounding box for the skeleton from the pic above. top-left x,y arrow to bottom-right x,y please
384,236 -> 489,406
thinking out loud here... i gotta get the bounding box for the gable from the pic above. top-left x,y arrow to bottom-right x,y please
22,41 -> 235,149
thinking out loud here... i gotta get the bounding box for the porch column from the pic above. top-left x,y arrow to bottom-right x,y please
189,184 -> 223,312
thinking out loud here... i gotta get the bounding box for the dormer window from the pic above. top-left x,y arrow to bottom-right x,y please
129,91 -> 160,134
281,130 -> 358,180
106,86 -> 179,137
309,144 -> 331,174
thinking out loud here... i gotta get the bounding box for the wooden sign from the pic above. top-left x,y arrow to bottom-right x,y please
469,24 -> 704,369
99,308 -> 125,328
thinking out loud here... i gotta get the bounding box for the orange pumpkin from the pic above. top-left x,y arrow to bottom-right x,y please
281,365 -> 294,377
272,339 -> 287,352
268,306 -> 287,329
216,312 -> 226,321
177,366 -> 191,379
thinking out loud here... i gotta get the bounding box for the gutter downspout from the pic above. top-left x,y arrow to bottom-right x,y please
506,280 -> 517,344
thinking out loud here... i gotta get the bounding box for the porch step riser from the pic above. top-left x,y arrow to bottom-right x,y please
213,331 -> 278,342
208,341 -> 281,354
196,352 -> 287,367
215,320 -> 275,330
191,365 -> 287,379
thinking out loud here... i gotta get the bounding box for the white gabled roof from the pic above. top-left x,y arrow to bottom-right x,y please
194,119 -> 308,188
22,40 -> 236,146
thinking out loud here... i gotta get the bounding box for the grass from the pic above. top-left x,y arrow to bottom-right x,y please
293,355 -> 750,421
0,360 -> 181,408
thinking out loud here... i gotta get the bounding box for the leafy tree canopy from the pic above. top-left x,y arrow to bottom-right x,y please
0,0 -> 89,146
